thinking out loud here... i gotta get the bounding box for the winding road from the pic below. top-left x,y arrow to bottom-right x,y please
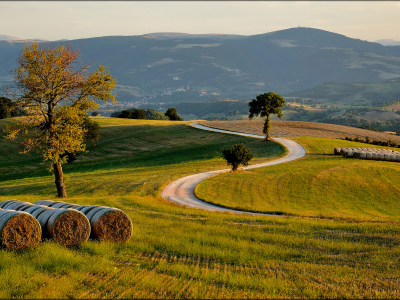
161,123 -> 306,216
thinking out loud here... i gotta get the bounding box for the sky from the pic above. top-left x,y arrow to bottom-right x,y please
1,1 -> 400,42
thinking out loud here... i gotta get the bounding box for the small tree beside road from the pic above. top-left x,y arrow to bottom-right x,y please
249,92 -> 285,141
222,143 -> 253,171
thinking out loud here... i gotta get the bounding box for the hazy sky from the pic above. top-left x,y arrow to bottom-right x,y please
1,1 -> 400,42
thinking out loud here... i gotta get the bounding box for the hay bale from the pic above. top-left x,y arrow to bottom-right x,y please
1,200 -> 21,209
51,203 -> 71,208
384,154 -> 391,161
2,201 -> 23,210
372,153 -> 379,160
85,206 -> 110,222
344,151 -> 353,158
17,204 -> 36,211
33,200 -> 56,206
0,210 -> 13,219
47,201 -> 67,207
79,206 -> 98,215
31,207 -> 52,219
366,152 -> 372,160
390,154 -> 397,162
396,155 -> 400,162
66,205 -> 81,209
46,209 -> 90,247
378,153 -> 385,160
334,148 -> 341,155
24,206 -> 43,214
70,205 -> 87,211
5,202 -> 29,211
0,200 -> 19,209
91,208 -> 132,242
0,210 -> 41,250
36,209 -> 58,233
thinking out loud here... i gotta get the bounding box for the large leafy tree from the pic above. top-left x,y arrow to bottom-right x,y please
248,92 -> 285,141
3,43 -> 116,198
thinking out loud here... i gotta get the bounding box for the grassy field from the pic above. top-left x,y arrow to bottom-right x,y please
196,136 -> 400,221
1,118 -> 400,298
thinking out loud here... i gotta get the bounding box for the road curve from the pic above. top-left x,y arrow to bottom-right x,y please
160,123 -> 306,216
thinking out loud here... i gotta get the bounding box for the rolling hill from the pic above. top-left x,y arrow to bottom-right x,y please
1,27 -> 400,105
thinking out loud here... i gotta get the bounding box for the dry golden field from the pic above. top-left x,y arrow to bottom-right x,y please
199,120 -> 400,143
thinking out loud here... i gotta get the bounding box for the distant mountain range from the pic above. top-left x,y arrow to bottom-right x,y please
0,34 -> 47,42
375,39 -> 400,46
0,34 -> 23,40
1,27 -> 400,104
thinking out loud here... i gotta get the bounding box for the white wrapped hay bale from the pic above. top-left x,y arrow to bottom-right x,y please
36,208 -> 90,247
46,209 -> 90,247
0,209 -> 41,250
90,208 -> 133,242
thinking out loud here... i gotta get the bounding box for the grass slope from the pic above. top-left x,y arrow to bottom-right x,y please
197,136 -> 400,221
0,118 -> 399,298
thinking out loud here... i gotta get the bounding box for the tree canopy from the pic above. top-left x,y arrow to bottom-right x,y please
222,143 -> 253,171
0,96 -> 17,119
248,92 -> 285,140
115,108 -> 169,120
165,108 -> 183,121
131,108 -> 146,119
3,43 -> 116,198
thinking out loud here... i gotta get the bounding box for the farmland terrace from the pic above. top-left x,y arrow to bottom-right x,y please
200,120 -> 400,143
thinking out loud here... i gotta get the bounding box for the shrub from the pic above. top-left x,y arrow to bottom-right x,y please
120,110 -> 132,118
365,136 -> 370,143
131,109 -> 146,119
222,143 -> 253,171
388,139 -> 397,147
165,108 -> 183,121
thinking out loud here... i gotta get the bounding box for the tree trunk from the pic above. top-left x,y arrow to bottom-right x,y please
53,162 -> 67,198
263,116 -> 271,141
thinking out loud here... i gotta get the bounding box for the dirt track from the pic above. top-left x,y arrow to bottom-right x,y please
200,120 -> 400,144
160,123 -> 306,215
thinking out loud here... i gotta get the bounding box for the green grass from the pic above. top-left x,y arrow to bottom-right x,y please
1,118 -> 400,298
197,136 -> 400,221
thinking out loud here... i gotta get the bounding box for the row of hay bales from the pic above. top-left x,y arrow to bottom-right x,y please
0,200 -> 132,250
334,147 -> 400,161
